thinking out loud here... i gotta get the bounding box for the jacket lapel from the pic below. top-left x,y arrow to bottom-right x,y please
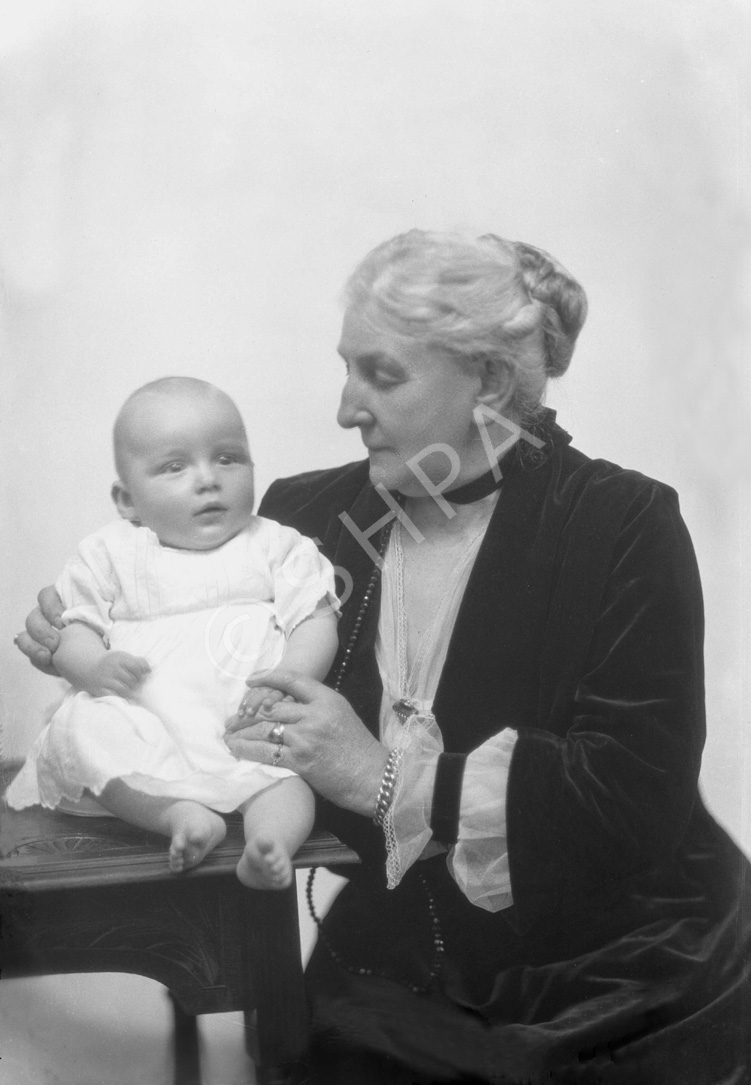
433,429 -> 570,752
329,419 -> 576,752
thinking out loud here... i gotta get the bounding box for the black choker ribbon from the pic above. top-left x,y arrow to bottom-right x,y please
442,461 -> 505,504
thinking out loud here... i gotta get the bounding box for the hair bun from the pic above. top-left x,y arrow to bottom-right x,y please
512,242 -> 588,377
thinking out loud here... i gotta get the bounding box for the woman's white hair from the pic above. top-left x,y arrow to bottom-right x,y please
344,230 -> 588,421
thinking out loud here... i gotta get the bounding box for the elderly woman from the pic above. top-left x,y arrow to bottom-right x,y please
19,231 -> 750,1084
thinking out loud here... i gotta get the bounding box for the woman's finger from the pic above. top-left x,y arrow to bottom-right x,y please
25,606 -> 62,652
244,668 -> 322,703
250,699 -> 305,725
237,687 -> 270,718
225,712 -> 287,739
37,586 -> 66,629
225,732 -> 294,768
13,630 -> 59,675
231,699 -> 303,731
225,735 -> 270,760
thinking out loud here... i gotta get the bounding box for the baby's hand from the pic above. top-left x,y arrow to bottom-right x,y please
85,652 -> 151,698
236,685 -> 291,720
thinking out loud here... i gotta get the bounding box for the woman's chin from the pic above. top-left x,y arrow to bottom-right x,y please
367,460 -> 397,491
368,471 -> 410,497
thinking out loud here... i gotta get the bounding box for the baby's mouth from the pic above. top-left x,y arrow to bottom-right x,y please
195,503 -> 227,517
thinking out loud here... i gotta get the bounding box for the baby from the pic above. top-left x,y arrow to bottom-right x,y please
7,376 -> 339,890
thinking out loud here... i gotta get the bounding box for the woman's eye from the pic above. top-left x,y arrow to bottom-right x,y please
341,358 -> 402,389
371,371 -> 400,389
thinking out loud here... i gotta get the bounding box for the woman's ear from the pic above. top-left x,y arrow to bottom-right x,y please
111,481 -> 138,522
475,357 -> 515,414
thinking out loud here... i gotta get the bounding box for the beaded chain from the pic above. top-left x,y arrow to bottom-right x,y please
307,510 -> 446,995
306,865 -> 445,995
330,519 -> 393,696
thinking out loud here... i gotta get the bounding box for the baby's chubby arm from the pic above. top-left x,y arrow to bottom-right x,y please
237,603 -> 339,720
54,622 -> 151,698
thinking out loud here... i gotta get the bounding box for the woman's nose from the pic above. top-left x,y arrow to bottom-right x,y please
337,379 -> 372,430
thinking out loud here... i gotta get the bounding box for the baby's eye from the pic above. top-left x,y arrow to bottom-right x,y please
217,453 -> 240,466
160,461 -> 185,474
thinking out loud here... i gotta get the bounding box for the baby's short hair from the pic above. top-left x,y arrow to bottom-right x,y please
112,376 -> 241,479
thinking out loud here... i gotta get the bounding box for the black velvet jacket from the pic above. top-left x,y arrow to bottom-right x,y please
259,417 -> 750,1082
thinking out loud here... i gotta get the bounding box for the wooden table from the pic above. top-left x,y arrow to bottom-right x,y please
0,764 -> 357,1085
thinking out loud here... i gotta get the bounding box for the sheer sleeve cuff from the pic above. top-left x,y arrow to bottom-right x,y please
448,727 -> 518,912
383,721 -> 518,913
383,712 -> 443,889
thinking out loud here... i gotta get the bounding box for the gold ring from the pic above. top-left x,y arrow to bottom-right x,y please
272,743 -> 284,766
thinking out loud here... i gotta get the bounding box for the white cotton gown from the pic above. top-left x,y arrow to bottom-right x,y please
7,517 -> 337,816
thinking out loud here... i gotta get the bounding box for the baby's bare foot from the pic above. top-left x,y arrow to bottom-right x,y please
167,804 -> 226,873
236,833 -> 292,890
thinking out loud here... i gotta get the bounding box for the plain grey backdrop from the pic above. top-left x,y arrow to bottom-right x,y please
0,3 -> 748,1081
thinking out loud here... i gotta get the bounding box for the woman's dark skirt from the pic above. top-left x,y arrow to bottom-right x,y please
290,834 -> 751,1085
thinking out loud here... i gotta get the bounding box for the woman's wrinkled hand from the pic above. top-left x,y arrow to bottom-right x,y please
13,586 -> 65,676
235,684 -> 292,721
225,669 -> 389,817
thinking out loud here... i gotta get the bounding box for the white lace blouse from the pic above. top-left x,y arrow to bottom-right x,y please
375,506 -> 517,913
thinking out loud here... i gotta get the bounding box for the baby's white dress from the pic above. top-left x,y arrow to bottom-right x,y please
7,517 -> 337,815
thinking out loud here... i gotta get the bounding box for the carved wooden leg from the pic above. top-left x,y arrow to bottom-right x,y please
167,990 -> 202,1085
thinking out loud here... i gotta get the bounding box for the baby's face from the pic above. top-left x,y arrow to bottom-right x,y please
114,391 -> 255,550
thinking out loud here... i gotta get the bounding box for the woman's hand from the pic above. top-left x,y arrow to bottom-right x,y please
226,669 -> 390,817
235,685 -> 292,720
14,586 -> 65,676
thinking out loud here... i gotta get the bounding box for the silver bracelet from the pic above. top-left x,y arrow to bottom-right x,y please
372,747 -> 404,827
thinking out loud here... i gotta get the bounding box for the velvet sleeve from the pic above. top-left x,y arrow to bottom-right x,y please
506,481 -> 706,929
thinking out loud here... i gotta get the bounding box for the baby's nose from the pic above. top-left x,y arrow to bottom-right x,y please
195,463 -> 219,489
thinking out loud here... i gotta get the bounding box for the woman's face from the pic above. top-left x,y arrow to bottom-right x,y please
336,303 -> 486,496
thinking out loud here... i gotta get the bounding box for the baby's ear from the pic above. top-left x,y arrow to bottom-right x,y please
111,481 -> 138,522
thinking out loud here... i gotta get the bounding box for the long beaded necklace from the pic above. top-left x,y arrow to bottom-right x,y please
306,508 -> 446,995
